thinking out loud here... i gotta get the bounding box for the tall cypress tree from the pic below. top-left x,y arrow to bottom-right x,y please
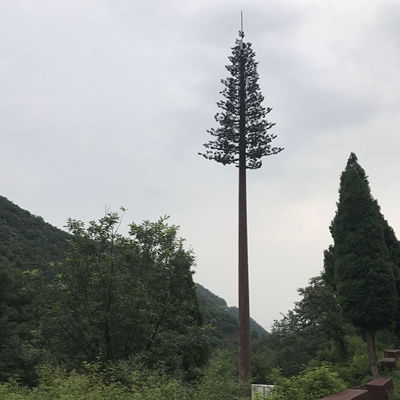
199,30 -> 283,383
331,153 -> 397,378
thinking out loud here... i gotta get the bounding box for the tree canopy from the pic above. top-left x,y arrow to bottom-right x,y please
330,153 -> 397,377
29,213 -> 209,374
331,154 -> 397,331
0,196 -> 266,383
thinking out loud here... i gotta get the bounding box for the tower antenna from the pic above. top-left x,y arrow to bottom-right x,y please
239,11 -> 244,48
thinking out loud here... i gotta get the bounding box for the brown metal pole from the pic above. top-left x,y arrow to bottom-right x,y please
238,41 -> 251,392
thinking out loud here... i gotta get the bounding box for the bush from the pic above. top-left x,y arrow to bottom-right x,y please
385,370 -> 400,400
269,363 -> 347,400
0,351 -> 247,400
333,335 -> 372,386
389,386 -> 400,400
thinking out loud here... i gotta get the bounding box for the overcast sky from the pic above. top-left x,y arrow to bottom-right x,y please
2,0 -> 400,329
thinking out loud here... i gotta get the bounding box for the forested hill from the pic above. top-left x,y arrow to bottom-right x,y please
0,196 -> 70,272
0,195 -> 264,347
196,284 -> 265,344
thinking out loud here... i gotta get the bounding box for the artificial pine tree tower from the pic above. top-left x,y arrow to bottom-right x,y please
200,25 -> 283,384
331,153 -> 397,378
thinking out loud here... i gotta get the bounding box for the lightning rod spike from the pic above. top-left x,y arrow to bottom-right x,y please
239,11 -> 244,49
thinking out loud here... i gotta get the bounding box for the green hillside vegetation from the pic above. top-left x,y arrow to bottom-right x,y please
196,284 -> 265,350
0,196 -> 73,382
228,305 -> 265,335
0,196 -> 70,273
0,196 -> 263,385
0,351 -> 246,400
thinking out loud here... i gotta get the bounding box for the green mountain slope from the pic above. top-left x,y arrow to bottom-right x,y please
0,196 -> 70,273
196,284 -> 265,349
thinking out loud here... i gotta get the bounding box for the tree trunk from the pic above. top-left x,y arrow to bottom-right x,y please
366,330 -> 380,378
238,41 -> 251,396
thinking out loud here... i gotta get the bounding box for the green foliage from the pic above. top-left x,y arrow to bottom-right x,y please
195,284 -> 238,349
255,331 -> 389,397
296,276 -> 347,357
332,153 -> 397,331
28,214 -> 208,374
228,306 -> 265,335
308,334 -> 378,387
251,341 -> 278,383
0,352 -> 246,400
269,363 -> 347,400
333,335 -> 372,386
387,370 -> 400,400
0,261 -> 40,384
379,213 -> 400,343
196,284 -> 265,351
0,196 -> 70,275
250,272 -> 394,386
0,196 -> 269,383
263,310 -> 320,377
194,351 -> 245,400
322,245 -> 336,292
389,386 -> 400,400
199,33 -> 282,169
251,274 -> 349,380
329,153 -> 399,377
0,196 -> 70,383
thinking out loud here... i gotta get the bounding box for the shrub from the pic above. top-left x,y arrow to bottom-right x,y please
0,351 -> 247,400
269,363 -> 347,400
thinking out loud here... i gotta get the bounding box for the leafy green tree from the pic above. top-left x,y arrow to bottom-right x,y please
29,213 -> 208,375
199,29 -> 283,383
331,153 -> 397,378
252,275 -> 348,380
251,332 -> 278,383
296,276 -> 347,358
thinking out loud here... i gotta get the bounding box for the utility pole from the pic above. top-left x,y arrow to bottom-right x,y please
199,12 -> 283,396
237,12 -> 251,386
